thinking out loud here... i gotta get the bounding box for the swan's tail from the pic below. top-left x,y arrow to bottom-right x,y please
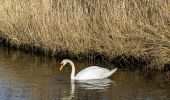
103,68 -> 118,78
110,68 -> 118,74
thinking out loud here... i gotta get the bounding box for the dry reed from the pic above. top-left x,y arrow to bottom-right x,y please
0,0 -> 169,70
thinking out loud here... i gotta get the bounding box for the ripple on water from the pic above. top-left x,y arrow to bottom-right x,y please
0,47 -> 169,100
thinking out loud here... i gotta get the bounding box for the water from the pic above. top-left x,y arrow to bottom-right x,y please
0,47 -> 169,100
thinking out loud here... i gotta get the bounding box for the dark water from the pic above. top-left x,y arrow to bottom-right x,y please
0,47 -> 169,100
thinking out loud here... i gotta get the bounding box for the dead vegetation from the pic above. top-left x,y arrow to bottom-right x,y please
0,0 -> 169,70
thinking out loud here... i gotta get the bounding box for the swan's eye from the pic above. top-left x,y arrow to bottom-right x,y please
60,63 -> 63,66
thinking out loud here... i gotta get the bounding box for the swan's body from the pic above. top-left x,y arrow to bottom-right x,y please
74,66 -> 117,80
60,59 -> 117,80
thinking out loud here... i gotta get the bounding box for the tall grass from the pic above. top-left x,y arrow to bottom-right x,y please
0,0 -> 170,70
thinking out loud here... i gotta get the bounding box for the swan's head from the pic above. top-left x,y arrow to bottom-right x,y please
59,59 -> 71,71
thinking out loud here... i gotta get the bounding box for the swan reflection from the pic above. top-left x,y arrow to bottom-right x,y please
61,81 -> 75,100
76,78 -> 115,90
61,79 -> 115,100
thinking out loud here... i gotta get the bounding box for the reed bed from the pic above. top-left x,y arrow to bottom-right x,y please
0,0 -> 169,70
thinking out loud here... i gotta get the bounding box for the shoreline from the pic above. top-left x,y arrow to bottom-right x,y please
0,0 -> 169,71
0,32 -> 169,72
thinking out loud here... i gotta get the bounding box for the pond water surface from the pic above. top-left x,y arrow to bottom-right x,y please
0,47 -> 169,100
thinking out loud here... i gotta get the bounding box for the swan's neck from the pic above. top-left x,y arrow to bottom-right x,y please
68,60 -> 75,80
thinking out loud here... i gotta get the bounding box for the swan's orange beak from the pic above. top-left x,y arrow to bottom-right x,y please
60,64 -> 64,71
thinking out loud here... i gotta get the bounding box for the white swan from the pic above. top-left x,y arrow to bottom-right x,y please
59,59 -> 117,80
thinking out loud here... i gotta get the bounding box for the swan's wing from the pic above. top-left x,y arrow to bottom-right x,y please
74,66 -> 110,80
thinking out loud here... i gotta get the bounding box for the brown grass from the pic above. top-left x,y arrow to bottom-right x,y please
0,0 -> 170,70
